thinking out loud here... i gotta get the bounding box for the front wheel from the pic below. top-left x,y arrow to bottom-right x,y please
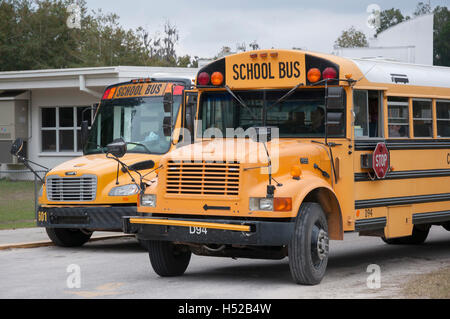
148,241 -> 191,277
46,228 -> 92,247
288,202 -> 329,285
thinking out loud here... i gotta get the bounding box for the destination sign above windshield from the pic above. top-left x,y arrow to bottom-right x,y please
113,82 -> 168,99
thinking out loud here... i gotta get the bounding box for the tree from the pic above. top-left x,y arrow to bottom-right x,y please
375,8 -> 409,35
236,42 -> 246,52
414,2 -> 432,16
249,41 -> 259,51
0,0 -> 183,71
334,26 -> 368,48
433,6 -> 450,66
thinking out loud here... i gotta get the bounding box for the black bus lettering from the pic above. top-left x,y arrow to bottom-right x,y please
247,63 -> 254,80
268,63 -> 275,79
233,64 -> 239,80
293,61 -> 301,78
254,63 -> 261,80
279,62 -> 286,79
285,62 -> 293,78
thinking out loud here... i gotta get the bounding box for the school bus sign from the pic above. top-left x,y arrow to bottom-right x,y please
226,51 -> 307,88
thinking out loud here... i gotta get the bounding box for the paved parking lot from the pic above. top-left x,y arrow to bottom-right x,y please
0,227 -> 448,299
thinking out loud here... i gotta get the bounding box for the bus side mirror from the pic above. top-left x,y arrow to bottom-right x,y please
10,138 -> 24,156
325,87 -> 345,135
184,94 -> 197,143
250,127 -> 274,143
80,121 -> 90,149
326,87 -> 345,110
106,139 -> 127,158
163,116 -> 172,137
163,92 -> 173,113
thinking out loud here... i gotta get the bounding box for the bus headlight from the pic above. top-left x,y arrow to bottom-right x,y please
109,184 -> 139,196
141,194 -> 156,207
249,198 -> 273,211
249,197 -> 292,212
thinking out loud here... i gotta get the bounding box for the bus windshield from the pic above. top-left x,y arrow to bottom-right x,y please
85,95 -> 181,155
199,89 -> 327,138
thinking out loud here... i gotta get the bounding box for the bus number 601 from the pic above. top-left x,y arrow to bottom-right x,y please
38,211 -> 47,223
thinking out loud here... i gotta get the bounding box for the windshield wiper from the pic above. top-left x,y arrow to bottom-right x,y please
224,85 -> 260,121
266,82 -> 305,111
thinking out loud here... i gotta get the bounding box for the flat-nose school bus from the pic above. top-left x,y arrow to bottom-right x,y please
13,77 -> 197,247
123,50 -> 450,285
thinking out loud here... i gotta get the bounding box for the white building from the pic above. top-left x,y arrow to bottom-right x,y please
334,14 -> 434,65
0,66 -> 198,177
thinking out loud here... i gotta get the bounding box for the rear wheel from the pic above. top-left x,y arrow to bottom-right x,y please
137,238 -> 150,250
45,228 -> 92,247
382,225 -> 430,245
288,202 -> 329,285
148,241 -> 191,277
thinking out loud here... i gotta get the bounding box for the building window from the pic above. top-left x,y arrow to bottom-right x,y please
413,99 -> 433,138
40,106 -> 93,153
388,97 -> 409,138
437,100 -> 450,138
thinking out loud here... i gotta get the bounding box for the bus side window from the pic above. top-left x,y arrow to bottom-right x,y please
413,99 -> 433,138
353,90 -> 382,138
388,97 -> 409,138
368,91 -> 382,138
353,90 -> 369,138
437,100 -> 450,138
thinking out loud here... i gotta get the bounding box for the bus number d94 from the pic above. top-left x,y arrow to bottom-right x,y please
189,227 -> 208,235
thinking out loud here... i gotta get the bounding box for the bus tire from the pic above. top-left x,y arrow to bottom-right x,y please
442,222 -> 450,231
45,228 -> 92,247
148,241 -> 191,277
288,202 -> 329,285
382,226 -> 430,245
137,238 -> 150,250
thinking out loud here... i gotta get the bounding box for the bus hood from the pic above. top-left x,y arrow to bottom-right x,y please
166,139 -> 329,176
47,153 -> 159,178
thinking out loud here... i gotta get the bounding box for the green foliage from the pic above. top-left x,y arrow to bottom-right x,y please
433,6 -> 450,66
367,2 -> 449,66
414,2 -> 432,17
0,0 -> 195,71
0,179 -> 36,229
334,26 -> 368,48
375,8 -> 409,35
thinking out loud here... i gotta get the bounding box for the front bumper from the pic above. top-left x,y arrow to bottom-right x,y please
123,216 -> 295,246
37,206 -> 137,230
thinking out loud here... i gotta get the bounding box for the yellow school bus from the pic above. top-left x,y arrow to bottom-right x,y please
123,50 -> 450,285
29,77 -> 197,247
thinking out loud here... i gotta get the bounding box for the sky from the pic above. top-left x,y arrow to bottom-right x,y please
84,0 -> 447,59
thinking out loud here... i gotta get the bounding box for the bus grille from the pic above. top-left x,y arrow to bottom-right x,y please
46,175 -> 97,202
166,161 -> 240,196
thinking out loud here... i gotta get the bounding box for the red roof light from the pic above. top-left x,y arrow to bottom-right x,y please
323,67 -> 337,80
198,72 -> 210,86
102,88 -> 111,100
173,85 -> 184,95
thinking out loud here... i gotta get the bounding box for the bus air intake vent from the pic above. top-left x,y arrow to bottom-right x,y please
46,175 -> 97,202
166,161 -> 240,196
